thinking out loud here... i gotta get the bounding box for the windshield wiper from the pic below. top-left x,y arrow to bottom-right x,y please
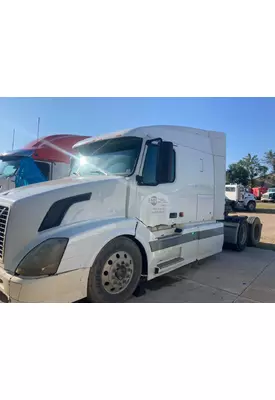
89,170 -> 108,176
72,169 -> 109,177
87,168 -> 108,176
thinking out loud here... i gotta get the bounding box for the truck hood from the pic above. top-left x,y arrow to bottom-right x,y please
0,177 -> 14,193
0,175 -> 121,202
0,175 -> 128,272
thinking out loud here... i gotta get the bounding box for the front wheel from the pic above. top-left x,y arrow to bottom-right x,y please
246,201 -> 256,212
87,236 -> 142,303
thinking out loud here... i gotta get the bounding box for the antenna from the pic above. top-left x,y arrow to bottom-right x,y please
37,117 -> 40,140
12,128 -> 15,150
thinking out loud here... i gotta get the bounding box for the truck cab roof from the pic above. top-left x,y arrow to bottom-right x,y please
1,134 -> 90,164
73,125 -> 225,157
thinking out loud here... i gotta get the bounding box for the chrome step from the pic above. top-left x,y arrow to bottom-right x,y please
155,257 -> 184,274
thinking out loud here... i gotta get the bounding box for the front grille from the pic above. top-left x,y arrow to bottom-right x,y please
0,205 -> 9,259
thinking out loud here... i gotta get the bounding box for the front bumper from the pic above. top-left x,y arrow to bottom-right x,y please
0,266 -> 90,303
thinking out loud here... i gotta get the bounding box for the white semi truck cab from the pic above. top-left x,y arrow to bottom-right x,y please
225,184 -> 256,212
0,126 -> 262,303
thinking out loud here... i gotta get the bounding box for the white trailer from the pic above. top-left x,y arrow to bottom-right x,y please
0,126 -> 262,303
225,184 -> 256,212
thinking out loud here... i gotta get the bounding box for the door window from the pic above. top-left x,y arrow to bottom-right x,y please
142,144 -> 176,185
35,161 -> 50,180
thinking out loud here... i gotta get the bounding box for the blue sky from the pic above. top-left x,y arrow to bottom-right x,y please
0,97 -> 274,166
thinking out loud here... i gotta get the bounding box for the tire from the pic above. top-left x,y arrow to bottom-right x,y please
246,200 -> 256,212
247,216 -> 262,247
232,219 -> 248,252
87,236 -> 142,303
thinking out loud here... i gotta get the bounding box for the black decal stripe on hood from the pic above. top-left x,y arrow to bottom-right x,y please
38,193 -> 92,232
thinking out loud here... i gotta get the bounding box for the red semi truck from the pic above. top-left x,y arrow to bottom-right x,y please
0,134 -> 89,193
251,186 -> 268,200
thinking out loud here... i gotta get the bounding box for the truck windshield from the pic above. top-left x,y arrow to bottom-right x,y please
71,137 -> 143,177
0,160 -> 20,177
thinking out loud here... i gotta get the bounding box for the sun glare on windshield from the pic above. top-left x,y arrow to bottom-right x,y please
70,137 -> 142,177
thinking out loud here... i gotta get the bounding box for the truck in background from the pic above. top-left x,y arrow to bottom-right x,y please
0,134 -> 89,193
0,125 -> 262,303
252,186 -> 268,200
261,187 -> 275,202
225,183 -> 256,212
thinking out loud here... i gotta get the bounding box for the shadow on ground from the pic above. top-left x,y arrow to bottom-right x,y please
250,208 -> 275,214
237,208 -> 275,215
257,242 -> 275,251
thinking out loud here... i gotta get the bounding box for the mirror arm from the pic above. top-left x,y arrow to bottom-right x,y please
145,137 -> 162,146
136,175 -> 143,185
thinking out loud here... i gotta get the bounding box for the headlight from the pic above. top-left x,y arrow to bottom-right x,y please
15,238 -> 68,277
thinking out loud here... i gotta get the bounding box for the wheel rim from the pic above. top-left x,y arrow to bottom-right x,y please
249,203 -> 255,211
101,251 -> 134,294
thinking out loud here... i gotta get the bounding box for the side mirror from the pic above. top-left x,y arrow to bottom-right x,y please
156,141 -> 174,184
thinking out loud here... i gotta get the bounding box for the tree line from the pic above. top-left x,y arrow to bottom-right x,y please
226,150 -> 275,187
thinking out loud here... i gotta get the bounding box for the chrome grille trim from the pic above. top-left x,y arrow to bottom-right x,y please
0,205 -> 9,260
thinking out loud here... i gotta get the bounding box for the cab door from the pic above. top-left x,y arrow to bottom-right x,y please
135,140 -> 178,228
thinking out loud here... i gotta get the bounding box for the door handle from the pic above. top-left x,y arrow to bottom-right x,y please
200,158 -> 203,172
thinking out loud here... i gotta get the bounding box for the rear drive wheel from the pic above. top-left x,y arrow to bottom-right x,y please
87,237 -> 142,302
247,216 -> 262,247
246,201 -> 256,212
232,219 -> 248,252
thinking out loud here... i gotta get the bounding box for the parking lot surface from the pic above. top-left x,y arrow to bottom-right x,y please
131,247 -> 275,303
